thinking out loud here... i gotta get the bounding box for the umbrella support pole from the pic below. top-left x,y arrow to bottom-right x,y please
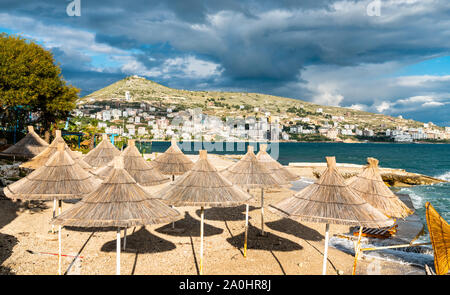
322,223 -> 329,275
58,225 -> 62,275
244,204 -> 249,258
352,227 -> 363,275
171,175 -> 176,229
123,228 -> 127,250
116,228 -> 121,275
171,205 -> 176,229
260,188 -> 265,236
200,206 -> 204,275
52,198 -> 56,234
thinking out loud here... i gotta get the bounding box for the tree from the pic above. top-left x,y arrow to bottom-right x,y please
0,33 -> 79,138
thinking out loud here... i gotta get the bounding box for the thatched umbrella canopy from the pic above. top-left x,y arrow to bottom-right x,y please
158,149 -> 253,274
52,156 -> 181,275
348,157 -> 413,219
20,130 -> 91,171
0,126 -> 48,160
83,134 -> 120,168
269,156 -> 394,275
222,145 -> 288,243
4,142 -> 100,201
153,138 -> 194,177
94,139 -> 170,187
256,144 -> 300,182
222,145 -> 287,189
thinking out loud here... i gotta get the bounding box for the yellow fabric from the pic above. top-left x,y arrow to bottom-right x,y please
425,202 -> 450,275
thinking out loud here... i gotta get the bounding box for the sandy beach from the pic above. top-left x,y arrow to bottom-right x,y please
0,155 -> 427,275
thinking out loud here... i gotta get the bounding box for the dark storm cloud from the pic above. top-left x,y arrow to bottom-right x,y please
1,0 -> 450,125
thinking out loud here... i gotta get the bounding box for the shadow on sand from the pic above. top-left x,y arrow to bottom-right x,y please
100,226 -> 176,254
193,205 -> 258,221
155,212 -> 223,237
0,232 -> 18,274
265,218 -> 324,242
226,223 -> 303,252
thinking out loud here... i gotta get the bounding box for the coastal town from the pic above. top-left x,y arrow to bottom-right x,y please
73,78 -> 450,144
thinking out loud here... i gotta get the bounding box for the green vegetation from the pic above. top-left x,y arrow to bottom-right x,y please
0,33 -> 79,137
289,133 -> 330,142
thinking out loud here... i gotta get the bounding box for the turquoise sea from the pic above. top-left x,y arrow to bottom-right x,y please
142,141 -> 450,225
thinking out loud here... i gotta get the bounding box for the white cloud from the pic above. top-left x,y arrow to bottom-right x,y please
159,56 -> 223,79
348,104 -> 367,111
375,101 -> 392,113
422,101 -> 445,107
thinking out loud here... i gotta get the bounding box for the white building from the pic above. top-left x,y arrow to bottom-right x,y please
394,133 -> 413,142
137,127 -> 147,136
102,111 -> 111,121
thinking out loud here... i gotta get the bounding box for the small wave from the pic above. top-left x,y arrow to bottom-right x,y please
399,187 -> 425,209
436,171 -> 450,181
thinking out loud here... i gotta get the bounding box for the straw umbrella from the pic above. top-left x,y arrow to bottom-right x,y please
153,138 -> 194,228
83,134 -> 121,168
20,130 -> 91,171
4,142 -> 101,257
20,130 -> 93,229
94,139 -> 169,184
256,144 -> 300,182
221,145 -> 288,254
93,139 -> 171,240
52,156 -> 181,275
0,126 -> 48,160
153,138 -> 194,178
158,150 -> 253,274
347,157 -> 413,219
269,156 -> 394,275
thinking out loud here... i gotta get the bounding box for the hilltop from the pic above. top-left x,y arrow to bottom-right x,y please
79,75 -> 428,132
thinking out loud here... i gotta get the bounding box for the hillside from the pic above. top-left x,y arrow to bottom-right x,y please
80,75 -> 425,131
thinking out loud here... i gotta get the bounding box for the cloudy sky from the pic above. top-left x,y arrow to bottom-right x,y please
1,0 -> 450,126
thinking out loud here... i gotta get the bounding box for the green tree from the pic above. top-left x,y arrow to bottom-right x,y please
0,33 -> 79,138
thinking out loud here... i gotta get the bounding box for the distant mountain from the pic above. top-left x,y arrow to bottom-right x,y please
80,75 -> 425,131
